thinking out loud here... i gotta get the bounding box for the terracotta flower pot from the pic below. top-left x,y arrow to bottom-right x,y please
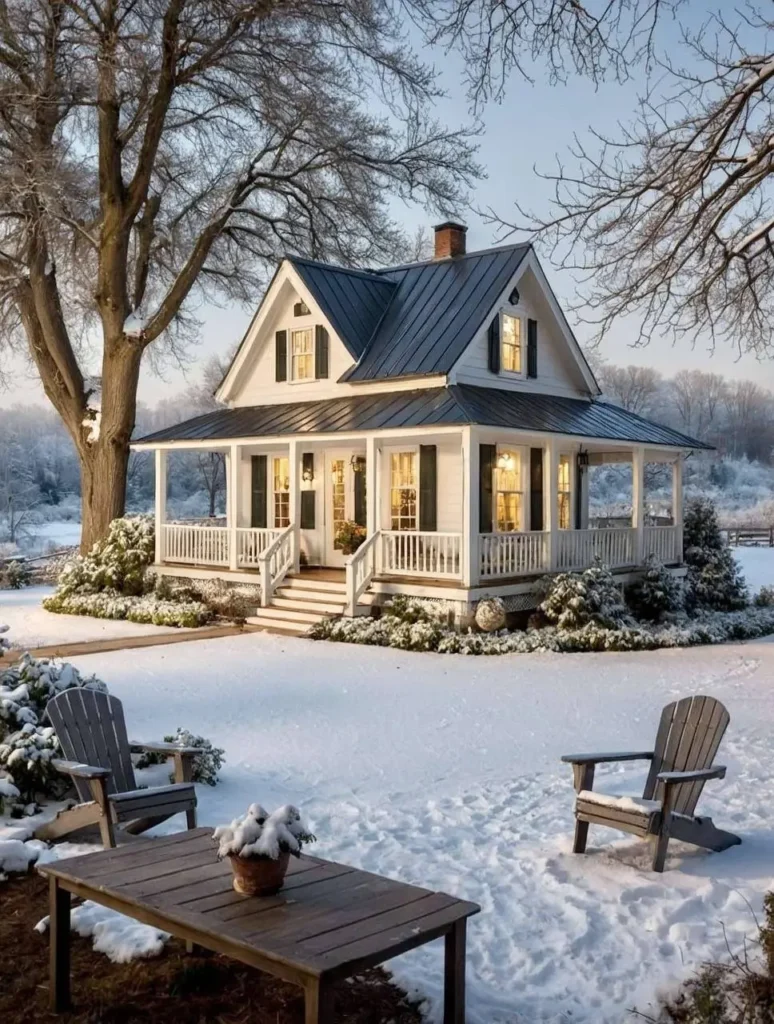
228,850 -> 291,896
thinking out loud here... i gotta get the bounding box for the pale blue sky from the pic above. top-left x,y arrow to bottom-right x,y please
4,8 -> 773,408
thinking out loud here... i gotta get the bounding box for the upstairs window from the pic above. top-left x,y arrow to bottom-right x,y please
291,328 -> 314,380
501,314 -> 521,373
495,449 -> 523,532
390,452 -> 417,531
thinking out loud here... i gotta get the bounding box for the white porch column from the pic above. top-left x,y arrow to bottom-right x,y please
632,446 -> 645,565
544,437 -> 559,570
672,454 -> 684,562
288,438 -> 300,572
461,426 -> 479,587
154,449 -> 167,565
227,445 -> 240,570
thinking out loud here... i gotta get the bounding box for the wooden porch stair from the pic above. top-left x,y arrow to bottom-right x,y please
246,572 -> 352,636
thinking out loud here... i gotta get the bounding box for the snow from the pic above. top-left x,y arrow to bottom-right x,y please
578,790 -> 662,814
36,900 -> 170,963
46,630 -> 774,1023
0,586 -> 188,649
734,545 -> 774,594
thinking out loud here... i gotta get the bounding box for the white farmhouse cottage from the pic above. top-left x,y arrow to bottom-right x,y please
133,223 -> 708,633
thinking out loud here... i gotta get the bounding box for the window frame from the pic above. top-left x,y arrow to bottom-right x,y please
558,453 -> 573,530
388,446 -> 419,532
289,326 -> 315,383
493,445 -> 525,533
500,309 -> 525,378
272,455 -> 291,528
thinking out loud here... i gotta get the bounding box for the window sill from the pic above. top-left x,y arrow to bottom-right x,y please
287,377 -> 321,386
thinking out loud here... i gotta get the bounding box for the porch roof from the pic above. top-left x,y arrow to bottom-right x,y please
135,385 -> 711,450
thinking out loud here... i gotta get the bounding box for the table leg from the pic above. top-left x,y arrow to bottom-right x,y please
49,877 -> 71,1013
444,919 -> 467,1024
305,977 -> 335,1023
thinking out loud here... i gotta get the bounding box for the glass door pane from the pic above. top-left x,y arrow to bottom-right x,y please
331,458 -> 346,548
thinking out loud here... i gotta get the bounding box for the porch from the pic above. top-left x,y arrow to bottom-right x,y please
146,426 -> 686,617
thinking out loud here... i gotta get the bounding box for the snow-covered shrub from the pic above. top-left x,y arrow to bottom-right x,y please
0,623 -> 8,659
0,653 -> 107,801
475,597 -> 506,632
0,724 -> 64,803
624,557 -> 685,622
53,515 -> 155,598
755,586 -> 774,607
539,562 -> 628,630
43,590 -> 212,628
155,576 -> 259,620
135,728 -> 225,786
683,498 -> 748,611
0,560 -> 31,589
213,803 -> 315,860
0,775 -> 20,814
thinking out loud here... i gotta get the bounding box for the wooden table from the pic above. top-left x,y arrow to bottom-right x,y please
38,827 -> 479,1023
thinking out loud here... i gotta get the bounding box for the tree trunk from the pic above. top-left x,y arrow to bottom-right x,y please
79,441 -> 131,553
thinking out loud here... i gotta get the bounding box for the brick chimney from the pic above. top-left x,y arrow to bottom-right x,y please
434,221 -> 467,259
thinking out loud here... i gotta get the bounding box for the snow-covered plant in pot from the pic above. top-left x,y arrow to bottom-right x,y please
334,520 -> 366,556
213,803 -> 316,896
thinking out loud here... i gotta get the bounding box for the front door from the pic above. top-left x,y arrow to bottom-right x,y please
325,450 -> 365,566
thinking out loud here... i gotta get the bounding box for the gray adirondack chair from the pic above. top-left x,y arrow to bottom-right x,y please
562,695 -> 741,872
36,688 -> 201,849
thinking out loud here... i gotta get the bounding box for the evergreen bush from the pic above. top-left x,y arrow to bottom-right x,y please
625,557 -> 685,622
683,498 -> 748,611
53,515 -> 155,598
44,590 -> 212,627
1,560 -> 31,589
539,562 -> 628,630
135,728 -> 225,786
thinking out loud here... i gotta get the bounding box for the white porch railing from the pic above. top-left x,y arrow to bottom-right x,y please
643,524 -> 682,564
556,528 -> 636,571
258,524 -> 295,606
479,531 -> 547,578
381,531 -> 462,578
162,523 -> 230,566
345,530 -> 381,617
236,527 -> 283,568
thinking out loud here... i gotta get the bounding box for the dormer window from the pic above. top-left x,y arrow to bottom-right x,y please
291,328 -> 314,380
501,313 -> 522,374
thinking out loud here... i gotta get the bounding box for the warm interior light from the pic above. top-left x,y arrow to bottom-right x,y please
497,452 -> 515,472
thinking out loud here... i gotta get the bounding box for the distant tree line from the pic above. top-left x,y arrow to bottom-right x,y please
588,356 -> 774,463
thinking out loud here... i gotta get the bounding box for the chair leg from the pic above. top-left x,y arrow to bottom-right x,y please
186,806 -> 197,830
573,819 -> 589,854
651,832 -> 669,872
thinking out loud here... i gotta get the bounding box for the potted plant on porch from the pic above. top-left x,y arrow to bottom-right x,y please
213,803 -> 316,895
335,520 -> 367,556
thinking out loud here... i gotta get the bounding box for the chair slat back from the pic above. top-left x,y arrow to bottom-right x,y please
47,689 -> 136,801
643,695 -> 730,816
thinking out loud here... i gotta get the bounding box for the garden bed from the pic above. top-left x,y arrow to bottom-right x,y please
0,871 -> 423,1024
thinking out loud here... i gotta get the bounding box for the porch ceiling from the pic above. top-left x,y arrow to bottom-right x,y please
134,384 -> 711,451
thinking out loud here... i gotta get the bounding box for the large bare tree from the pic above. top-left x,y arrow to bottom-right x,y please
493,6 -> 774,356
0,0 -> 480,550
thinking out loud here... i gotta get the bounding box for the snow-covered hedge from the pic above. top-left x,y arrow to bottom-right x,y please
0,623 -> 8,659
54,515 -> 155,598
310,605 -> 774,655
135,728 -> 225,785
43,590 -> 212,628
539,563 -> 628,629
0,653 -> 108,805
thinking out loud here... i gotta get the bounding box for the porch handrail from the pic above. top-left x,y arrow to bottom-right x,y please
479,531 -> 547,578
236,526 -> 283,568
258,524 -> 295,607
161,522 -> 230,566
643,524 -> 683,564
345,530 -> 380,617
381,530 -> 462,578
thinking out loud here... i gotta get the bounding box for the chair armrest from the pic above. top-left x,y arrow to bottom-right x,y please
129,740 -> 203,756
561,751 -> 654,766
51,759 -> 111,780
658,766 -> 726,785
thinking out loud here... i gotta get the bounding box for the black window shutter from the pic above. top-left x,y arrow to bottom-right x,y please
354,464 -> 367,527
315,325 -> 329,379
419,445 -> 437,532
487,316 -> 500,375
479,444 -> 496,533
251,455 -> 268,528
575,458 -> 584,530
530,448 -> 544,531
527,318 -> 538,378
275,330 -> 287,382
300,453 -> 315,529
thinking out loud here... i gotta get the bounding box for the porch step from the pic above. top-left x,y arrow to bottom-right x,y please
271,595 -> 347,615
246,616 -> 312,636
250,606 -> 331,626
283,574 -> 347,595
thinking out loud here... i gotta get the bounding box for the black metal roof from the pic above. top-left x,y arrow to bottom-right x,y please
136,385 -> 710,449
290,257 -> 395,360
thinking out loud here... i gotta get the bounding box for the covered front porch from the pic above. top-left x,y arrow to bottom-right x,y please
143,425 -> 685,614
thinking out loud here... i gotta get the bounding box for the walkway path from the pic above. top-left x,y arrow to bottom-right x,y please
19,623 -> 256,661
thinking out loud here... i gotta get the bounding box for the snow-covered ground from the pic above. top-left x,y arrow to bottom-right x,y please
734,544 -> 774,594
45,631 -> 774,1024
0,586 -> 185,648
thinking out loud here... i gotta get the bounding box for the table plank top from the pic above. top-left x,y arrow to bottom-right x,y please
39,828 -> 479,979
